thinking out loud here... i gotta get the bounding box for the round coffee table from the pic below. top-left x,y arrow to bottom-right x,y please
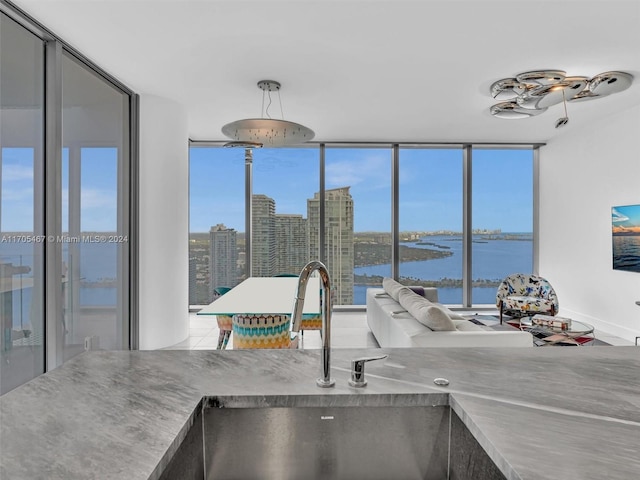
519,316 -> 596,346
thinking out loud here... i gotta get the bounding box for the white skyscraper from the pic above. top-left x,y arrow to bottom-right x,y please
209,224 -> 238,300
307,187 -> 354,305
275,214 -> 308,275
252,194 -> 276,277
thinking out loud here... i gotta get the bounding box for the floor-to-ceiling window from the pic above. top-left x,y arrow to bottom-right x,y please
189,146 -> 319,305
471,148 -> 534,304
0,12 -> 45,393
327,147 -> 392,306
189,147 -> 245,305
0,5 -> 134,394
398,148 -> 464,304
253,147 -> 319,277
190,145 -> 534,308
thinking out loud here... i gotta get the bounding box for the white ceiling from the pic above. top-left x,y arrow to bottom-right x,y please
9,0 -> 640,144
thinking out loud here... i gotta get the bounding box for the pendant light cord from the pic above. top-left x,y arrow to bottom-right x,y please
260,85 -> 285,120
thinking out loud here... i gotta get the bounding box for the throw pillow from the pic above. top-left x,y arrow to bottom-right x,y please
418,305 -> 457,331
383,277 -> 406,302
408,286 -> 425,297
397,288 -> 456,331
434,303 -> 466,320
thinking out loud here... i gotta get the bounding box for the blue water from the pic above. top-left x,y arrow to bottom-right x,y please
353,234 -> 533,305
353,285 -> 498,306
2,242 -> 119,328
612,235 -> 640,273
1,242 -> 118,281
2,234 -> 533,316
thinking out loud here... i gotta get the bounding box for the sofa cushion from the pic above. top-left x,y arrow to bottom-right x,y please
434,304 -> 466,320
398,288 -> 456,331
382,277 -> 405,301
452,319 -> 488,332
383,277 -> 440,303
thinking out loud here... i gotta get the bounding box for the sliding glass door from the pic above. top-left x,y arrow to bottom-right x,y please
1,6 -> 134,394
0,12 -> 46,394
59,52 -> 130,362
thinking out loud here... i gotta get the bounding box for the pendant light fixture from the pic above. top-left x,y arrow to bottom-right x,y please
555,89 -> 569,129
489,70 -> 633,125
222,80 -> 315,147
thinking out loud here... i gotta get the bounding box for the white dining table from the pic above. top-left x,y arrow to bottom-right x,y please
197,276 -> 321,317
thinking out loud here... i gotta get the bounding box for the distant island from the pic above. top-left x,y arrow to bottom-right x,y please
354,243 -> 451,268
353,274 -> 501,289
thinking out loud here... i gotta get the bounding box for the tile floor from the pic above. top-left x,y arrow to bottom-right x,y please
165,309 -> 632,350
167,309 -> 378,350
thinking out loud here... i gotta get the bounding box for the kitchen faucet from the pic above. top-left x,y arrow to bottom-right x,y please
291,261 -> 335,387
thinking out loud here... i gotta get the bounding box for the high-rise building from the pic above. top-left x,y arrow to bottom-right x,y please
188,257 -> 197,305
209,224 -> 238,300
252,194 -> 276,277
275,214 -> 308,275
308,187 -> 354,305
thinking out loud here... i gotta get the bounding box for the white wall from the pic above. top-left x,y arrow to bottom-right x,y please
539,105 -> 640,344
138,95 -> 190,350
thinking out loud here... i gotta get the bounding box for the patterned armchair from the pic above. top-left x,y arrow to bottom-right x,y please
496,274 -> 559,324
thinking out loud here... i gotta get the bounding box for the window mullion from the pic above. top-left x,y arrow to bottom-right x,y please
44,39 -> 64,370
462,145 -> 472,307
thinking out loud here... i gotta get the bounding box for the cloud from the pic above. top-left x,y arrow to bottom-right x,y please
2,164 -> 34,182
613,225 -> 640,234
81,189 -> 116,209
326,152 -> 390,191
612,208 -> 629,223
2,187 -> 34,202
59,188 -> 117,231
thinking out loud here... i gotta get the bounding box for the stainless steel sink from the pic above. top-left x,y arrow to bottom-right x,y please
157,393 -> 504,480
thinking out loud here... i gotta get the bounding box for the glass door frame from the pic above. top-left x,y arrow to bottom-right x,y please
1,1 -> 139,375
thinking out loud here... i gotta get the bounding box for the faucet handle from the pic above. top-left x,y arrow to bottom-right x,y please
348,354 -> 388,388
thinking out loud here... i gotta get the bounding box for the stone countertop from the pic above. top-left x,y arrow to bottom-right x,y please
1,346 -> 639,479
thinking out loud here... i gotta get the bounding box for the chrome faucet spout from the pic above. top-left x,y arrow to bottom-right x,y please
291,260 -> 335,388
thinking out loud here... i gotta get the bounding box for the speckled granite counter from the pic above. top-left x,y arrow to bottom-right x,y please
1,347 -> 639,479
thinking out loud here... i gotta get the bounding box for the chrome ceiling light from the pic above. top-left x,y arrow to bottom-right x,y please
489,70 -> 633,124
222,80 -> 314,147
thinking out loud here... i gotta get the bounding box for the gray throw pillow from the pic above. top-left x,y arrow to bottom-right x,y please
398,288 -> 456,331
435,304 -> 466,320
383,277 -> 406,302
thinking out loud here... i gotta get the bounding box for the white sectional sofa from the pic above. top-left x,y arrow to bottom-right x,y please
366,278 -> 533,348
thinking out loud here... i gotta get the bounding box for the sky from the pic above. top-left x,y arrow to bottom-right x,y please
189,146 -> 535,233
612,204 -> 640,234
1,145 -> 534,233
1,147 -> 118,232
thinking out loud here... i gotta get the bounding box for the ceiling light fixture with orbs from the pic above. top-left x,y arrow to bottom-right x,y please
489,70 -> 633,126
222,80 -> 315,147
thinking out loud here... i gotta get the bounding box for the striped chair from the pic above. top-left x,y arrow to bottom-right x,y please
212,287 -> 232,349
231,314 -> 292,349
274,273 -> 322,334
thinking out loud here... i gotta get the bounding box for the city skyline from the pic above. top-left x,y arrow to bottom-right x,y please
189,147 -> 534,233
202,188 -> 355,304
2,146 -> 534,233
